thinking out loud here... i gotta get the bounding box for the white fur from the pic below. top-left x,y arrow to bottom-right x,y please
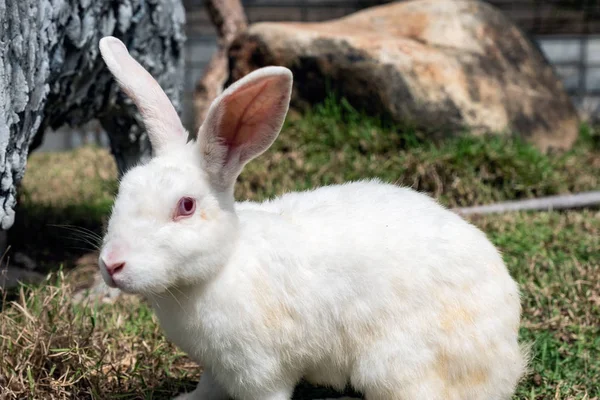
99,37 -> 188,154
98,36 -> 526,400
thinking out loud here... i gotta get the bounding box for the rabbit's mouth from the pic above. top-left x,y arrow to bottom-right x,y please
104,271 -> 138,294
105,274 -> 119,289
97,254 -> 127,290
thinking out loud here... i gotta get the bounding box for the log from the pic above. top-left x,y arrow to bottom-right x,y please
454,191 -> 600,215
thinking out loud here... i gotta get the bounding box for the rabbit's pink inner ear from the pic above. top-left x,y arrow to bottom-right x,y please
198,66 -> 292,188
218,77 -> 288,161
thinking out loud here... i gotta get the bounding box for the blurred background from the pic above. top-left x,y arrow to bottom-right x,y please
39,0 -> 600,151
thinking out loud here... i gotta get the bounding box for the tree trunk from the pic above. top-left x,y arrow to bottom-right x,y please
0,0 -> 186,231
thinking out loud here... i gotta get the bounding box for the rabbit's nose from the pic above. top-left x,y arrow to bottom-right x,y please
104,260 -> 126,277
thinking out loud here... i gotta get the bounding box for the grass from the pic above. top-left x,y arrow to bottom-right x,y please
1,98 -> 599,399
238,96 -> 600,207
0,278 -> 199,398
475,212 -> 600,399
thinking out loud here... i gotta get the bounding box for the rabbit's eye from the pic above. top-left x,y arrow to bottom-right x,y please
174,197 -> 196,220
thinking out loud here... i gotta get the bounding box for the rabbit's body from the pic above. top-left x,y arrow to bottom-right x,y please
97,37 -> 526,400
152,180 -> 525,400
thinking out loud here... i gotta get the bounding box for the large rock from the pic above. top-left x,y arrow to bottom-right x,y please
228,0 -> 579,151
0,0 -> 185,231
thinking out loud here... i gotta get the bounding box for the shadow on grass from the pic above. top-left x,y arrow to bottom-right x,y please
113,378 -> 363,400
292,381 -> 363,399
7,201 -> 111,274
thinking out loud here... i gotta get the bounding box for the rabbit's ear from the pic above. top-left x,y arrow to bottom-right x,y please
99,36 -> 187,155
198,66 -> 292,189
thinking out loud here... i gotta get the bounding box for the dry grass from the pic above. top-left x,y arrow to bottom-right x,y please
0,275 -> 199,399
1,100 -> 599,399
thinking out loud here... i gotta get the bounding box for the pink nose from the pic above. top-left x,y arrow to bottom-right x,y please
105,260 -> 126,277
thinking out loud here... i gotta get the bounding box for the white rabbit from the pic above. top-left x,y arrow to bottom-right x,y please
97,36 -> 527,400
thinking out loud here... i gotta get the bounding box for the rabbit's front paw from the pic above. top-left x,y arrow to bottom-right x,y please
173,371 -> 229,400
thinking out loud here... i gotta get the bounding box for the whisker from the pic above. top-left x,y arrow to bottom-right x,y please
147,290 -> 167,311
171,286 -> 189,300
64,236 -> 101,251
48,224 -> 99,237
65,246 -> 102,253
49,226 -> 104,248
69,226 -> 103,241
50,224 -> 103,241
150,297 -> 162,310
165,287 -> 185,312
51,228 -> 102,251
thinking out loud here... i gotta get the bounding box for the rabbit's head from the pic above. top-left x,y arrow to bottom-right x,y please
97,37 -> 292,294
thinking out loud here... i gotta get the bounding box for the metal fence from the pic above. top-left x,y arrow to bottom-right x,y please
39,0 -> 600,151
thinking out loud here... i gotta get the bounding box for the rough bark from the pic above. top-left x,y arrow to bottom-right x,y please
193,0 -> 247,130
0,0 -> 186,231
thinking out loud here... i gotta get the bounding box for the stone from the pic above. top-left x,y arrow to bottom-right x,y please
228,0 -> 579,151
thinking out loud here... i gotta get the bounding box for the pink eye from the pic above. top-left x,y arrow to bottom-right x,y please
174,197 -> 196,220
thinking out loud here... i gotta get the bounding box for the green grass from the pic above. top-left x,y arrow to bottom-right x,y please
237,95 -> 600,207
475,212 -> 600,399
1,98 -> 599,399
